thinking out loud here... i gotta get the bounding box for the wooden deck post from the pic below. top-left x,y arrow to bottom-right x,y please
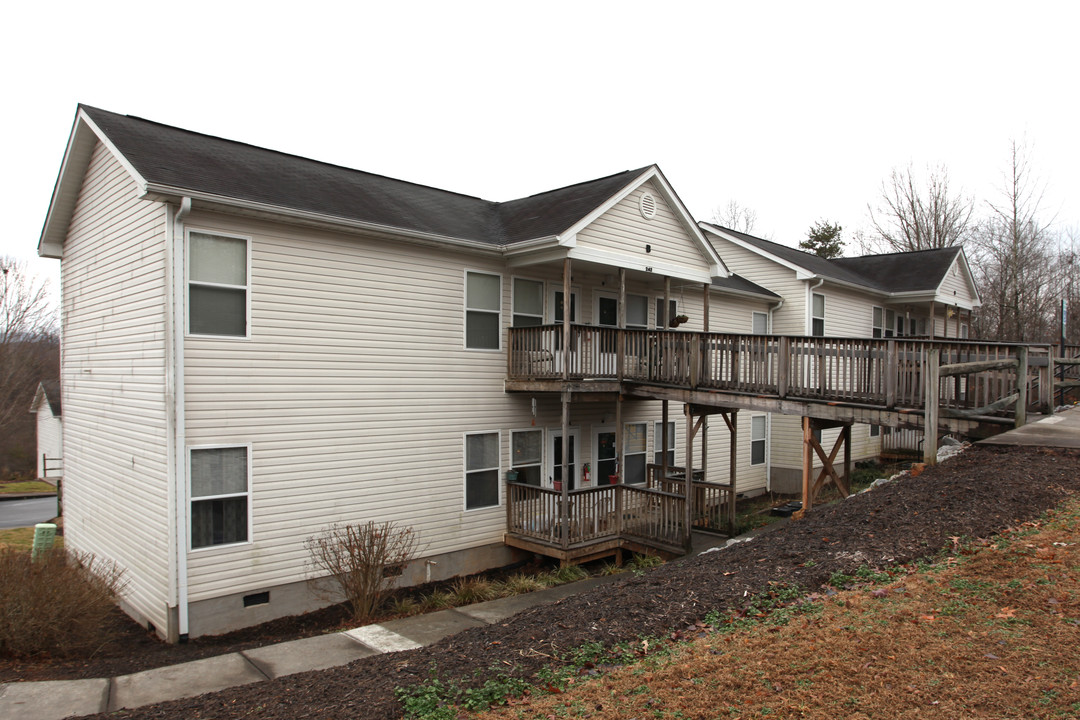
842,424 -> 852,496
684,404 -> 693,549
661,400 -> 669,480
702,283 -> 710,332
561,391 -> 570,549
562,258 -> 571,382
1047,352 -> 1056,415
615,393 -> 623,537
663,277 -> 671,328
924,348 -> 940,465
728,410 -> 737,534
1015,345 -> 1028,427
777,336 -> 790,399
617,268 -> 626,382
885,339 -> 897,408
929,302 -> 936,339
801,416 -> 812,511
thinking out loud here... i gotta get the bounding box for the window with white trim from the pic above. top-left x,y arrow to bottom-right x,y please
188,232 -> 248,337
510,429 -> 542,486
623,422 -> 647,484
750,415 -> 767,466
811,293 -> 825,336
869,424 -> 881,437
512,278 -> 544,327
752,311 -> 769,335
885,309 -> 896,338
466,272 -> 501,349
654,421 -> 675,465
465,432 -> 500,509
960,323 -> 969,339
872,306 -> 883,338
190,446 -> 249,548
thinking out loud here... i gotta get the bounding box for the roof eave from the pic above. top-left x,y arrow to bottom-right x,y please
144,184 -> 503,253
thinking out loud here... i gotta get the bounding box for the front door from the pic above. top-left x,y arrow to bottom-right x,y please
549,430 -> 579,490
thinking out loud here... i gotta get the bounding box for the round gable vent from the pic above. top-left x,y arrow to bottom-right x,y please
639,192 -> 657,220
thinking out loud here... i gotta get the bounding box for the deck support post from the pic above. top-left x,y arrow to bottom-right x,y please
562,258 -> 571,382
923,348 -> 940,465
929,302 -> 936,339
560,391 -> 570,549
725,410 -> 738,534
885,339 -> 897,408
1047,352 -> 1056,415
617,268 -> 626,383
615,393 -> 623,537
661,400 -> 669,480
1014,346 -> 1028,427
801,416 -> 812,511
684,404 -> 694,550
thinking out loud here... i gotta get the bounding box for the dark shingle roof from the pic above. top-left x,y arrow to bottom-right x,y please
80,105 -> 649,246
831,247 -> 962,293
705,223 -> 962,294
712,274 -> 780,298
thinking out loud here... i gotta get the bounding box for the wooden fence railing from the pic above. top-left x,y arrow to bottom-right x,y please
506,480 -> 688,550
507,325 -> 1052,417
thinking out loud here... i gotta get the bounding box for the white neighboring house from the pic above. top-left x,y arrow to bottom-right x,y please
699,223 -> 982,492
38,105 -> 783,641
30,380 -> 62,481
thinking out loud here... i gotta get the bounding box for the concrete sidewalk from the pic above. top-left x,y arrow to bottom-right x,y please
0,527 -> 767,720
0,574 -> 630,720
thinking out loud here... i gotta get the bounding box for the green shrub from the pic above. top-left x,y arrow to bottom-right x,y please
450,577 -> 496,605
0,547 -> 126,658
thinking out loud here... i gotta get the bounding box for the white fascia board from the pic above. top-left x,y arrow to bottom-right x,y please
38,109 -> 150,258
144,185 -> 502,254
506,247 -> 569,267
567,246 -> 714,284
711,285 -> 780,302
888,289 -> 978,311
700,223 -> 809,279
503,236 -> 560,254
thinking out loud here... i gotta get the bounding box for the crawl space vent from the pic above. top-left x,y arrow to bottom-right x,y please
639,192 -> 657,220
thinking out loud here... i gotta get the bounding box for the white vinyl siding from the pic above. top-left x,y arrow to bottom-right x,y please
575,180 -> 713,276
938,258 -> 977,307
59,141 -> 171,632
701,233 -> 806,334
35,405 -> 62,480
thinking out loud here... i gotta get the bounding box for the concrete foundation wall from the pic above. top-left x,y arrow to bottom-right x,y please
183,541 -> 523,638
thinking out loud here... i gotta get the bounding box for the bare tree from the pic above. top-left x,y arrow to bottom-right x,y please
866,164 -> 975,253
712,200 -> 758,234
971,141 -> 1059,342
0,258 -> 58,446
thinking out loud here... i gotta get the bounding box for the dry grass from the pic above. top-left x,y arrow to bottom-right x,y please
0,526 -> 64,551
0,548 -> 126,658
476,497 -> 1080,720
0,480 -> 56,494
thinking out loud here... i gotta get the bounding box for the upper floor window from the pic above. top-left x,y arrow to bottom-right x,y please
465,271 -> 501,349
512,278 -> 544,327
656,298 -> 678,329
189,232 -> 249,337
872,306 -> 883,338
752,311 -> 769,335
627,295 -> 649,329
811,293 -> 825,337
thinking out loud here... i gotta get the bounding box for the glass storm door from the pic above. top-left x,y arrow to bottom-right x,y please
550,431 -> 578,490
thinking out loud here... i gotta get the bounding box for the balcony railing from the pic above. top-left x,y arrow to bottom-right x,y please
507,325 -> 1055,416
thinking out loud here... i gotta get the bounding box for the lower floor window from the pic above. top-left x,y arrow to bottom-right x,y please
190,446 -> 249,548
750,415 -> 766,465
466,432 -> 500,509
654,421 -> 675,465
869,424 -> 881,437
511,429 -> 542,486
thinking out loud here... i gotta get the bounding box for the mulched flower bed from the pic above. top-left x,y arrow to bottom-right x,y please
12,445 -> 1080,719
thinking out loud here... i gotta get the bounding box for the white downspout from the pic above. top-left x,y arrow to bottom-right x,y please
171,197 -> 191,641
807,278 -> 825,334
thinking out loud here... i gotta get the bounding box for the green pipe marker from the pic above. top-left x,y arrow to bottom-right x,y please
31,523 -> 57,562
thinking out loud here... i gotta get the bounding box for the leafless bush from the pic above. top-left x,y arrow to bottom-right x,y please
306,521 -> 420,623
0,547 -> 127,657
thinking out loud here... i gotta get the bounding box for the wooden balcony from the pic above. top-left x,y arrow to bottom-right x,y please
507,324 -> 1057,425
504,464 -> 733,562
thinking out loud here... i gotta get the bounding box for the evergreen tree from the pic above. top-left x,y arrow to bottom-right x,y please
801,220 -> 844,258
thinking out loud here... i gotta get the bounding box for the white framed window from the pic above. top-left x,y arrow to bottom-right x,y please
960,323 -> 969,339
872,306 -> 883,338
750,415 -> 766,466
655,298 -> 678,329
188,231 -> 250,337
465,431 -> 500,509
869,424 -> 881,437
623,422 -> 648,485
189,445 -> 251,549
752,311 -> 769,335
510,429 -> 543,487
654,421 -> 675,465
884,309 -> 896,338
627,294 -> 649,329
465,271 -> 501,350
895,314 -> 906,337
811,293 -> 825,337
512,278 -> 544,327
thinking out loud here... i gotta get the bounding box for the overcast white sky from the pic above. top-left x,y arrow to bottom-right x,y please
4,1 -> 1077,302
